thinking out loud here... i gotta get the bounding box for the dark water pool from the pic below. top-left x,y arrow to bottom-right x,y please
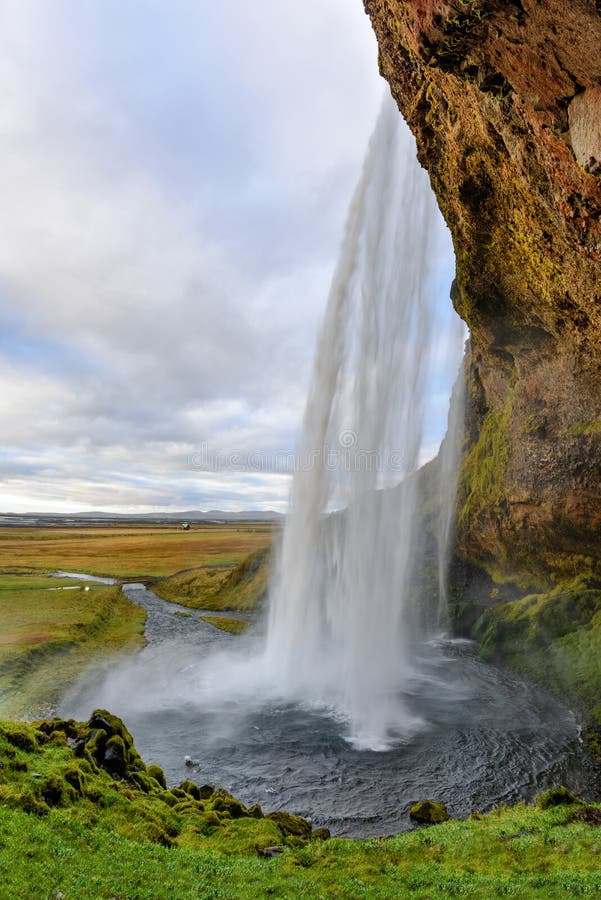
60,585 -> 600,837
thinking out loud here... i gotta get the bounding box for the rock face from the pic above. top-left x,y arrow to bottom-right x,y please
364,0 -> 601,586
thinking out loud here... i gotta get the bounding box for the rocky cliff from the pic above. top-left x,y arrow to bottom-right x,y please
364,1 -> 601,736
365,0 -> 601,581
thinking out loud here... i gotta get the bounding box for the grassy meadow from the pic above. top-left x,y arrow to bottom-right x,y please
0,575 -> 146,718
0,523 -> 276,719
0,523 -> 275,580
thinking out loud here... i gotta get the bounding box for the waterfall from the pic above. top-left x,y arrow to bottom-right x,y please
262,92 -> 465,750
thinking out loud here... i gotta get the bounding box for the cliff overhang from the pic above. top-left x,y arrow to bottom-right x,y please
364,0 -> 601,738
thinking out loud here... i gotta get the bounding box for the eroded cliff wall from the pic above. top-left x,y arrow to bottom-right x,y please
365,0 -> 601,584
364,1 -> 601,739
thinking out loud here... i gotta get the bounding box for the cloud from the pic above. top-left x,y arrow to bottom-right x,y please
0,1 -> 461,515
0,0 -> 391,512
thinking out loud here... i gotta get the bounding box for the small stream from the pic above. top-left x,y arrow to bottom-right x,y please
58,581 -> 601,837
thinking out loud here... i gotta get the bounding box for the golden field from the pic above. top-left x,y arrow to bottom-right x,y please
0,523 -> 275,580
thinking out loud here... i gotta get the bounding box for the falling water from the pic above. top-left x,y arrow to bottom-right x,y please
263,93 -> 465,750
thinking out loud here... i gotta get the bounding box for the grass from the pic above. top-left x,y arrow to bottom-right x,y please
0,526 -> 274,718
0,576 -> 146,718
0,524 -> 275,580
199,615 -> 250,635
2,714 -> 601,899
154,546 -> 271,612
4,806 -> 601,899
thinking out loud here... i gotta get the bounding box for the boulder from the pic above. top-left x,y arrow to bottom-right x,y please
409,799 -> 449,825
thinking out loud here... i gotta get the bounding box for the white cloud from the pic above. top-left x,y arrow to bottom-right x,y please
0,1 -> 391,512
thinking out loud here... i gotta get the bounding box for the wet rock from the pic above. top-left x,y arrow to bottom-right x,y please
256,845 -> 283,858
103,735 -> 128,776
409,799 -> 449,825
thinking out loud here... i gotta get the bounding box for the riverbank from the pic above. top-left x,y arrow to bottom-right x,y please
0,525 -> 273,718
0,576 -> 146,718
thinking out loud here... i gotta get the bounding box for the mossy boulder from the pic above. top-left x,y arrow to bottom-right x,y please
266,810 -> 312,839
537,786 -> 583,810
208,789 -> 248,819
0,723 -> 38,753
0,712 -> 307,855
40,773 -> 70,808
103,735 -> 128,776
179,779 -> 201,800
409,800 -> 450,825
147,764 -> 167,789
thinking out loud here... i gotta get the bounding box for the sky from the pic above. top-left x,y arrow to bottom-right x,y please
0,0 -> 459,515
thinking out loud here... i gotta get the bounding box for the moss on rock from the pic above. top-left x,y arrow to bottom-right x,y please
266,810 -> 312,839
0,711 -> 313,853
537,786 -> 583,810
147,764 -> 166,789
409,800 -> 450,825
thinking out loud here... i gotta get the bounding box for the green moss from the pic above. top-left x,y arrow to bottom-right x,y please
567,418 -> 601,436
147,764 -> 167,789
458,392 -> 513,535
154,546 -> 270,612
537,786 -> 583,810
0,723 -> 39,753
472,581 -> 601,745
409,800 -> 450,825
266,810 -> 312,839
199,615 -> 250,635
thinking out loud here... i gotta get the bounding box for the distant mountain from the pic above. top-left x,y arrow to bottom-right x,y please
0,510 -> 284,524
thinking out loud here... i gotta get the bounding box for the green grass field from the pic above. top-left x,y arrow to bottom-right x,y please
0,576 -> 146,718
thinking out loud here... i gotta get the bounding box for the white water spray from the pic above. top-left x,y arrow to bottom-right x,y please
263,93 -> 465,749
